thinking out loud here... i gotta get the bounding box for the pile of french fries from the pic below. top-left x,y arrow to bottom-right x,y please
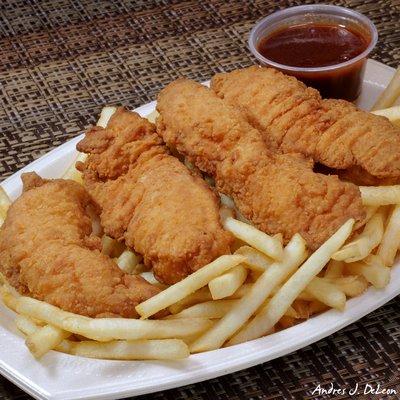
1,71 -> 400,362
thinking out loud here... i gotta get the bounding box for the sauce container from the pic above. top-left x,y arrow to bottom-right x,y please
248,5 -> 378,101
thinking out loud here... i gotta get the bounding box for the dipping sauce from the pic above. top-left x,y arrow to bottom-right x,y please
256,22 -> 372,100
258,24 -> 370,68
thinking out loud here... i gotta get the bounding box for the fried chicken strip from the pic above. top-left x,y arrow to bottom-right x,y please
0,173 -> 160,318
211,66 -> 400,185
156,79 -> 365,250
77,108 -> 231,285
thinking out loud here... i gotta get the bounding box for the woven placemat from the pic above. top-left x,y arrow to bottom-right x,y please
0,1 -> 399,399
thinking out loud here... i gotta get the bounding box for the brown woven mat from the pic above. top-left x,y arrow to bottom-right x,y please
0,0 -> 399,399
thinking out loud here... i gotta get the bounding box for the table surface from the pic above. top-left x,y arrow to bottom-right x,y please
1,0 -> 399,399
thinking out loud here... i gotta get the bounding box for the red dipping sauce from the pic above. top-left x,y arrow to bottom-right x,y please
258,24 -> 369,68
249,5 -> 378,101
257,23 -> 370,100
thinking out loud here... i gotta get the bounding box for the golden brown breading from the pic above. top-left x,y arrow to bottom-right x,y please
77,108 -> 231,285
211,66 -> 400,185
0,173 -> 160,318
156,79 -> 365,250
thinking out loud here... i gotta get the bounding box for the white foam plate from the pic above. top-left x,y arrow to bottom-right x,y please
0,59 -> 398,400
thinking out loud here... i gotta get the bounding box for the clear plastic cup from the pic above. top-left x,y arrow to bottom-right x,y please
248,5 -> 378,101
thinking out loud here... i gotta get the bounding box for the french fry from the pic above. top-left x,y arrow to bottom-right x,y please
372,105 -> 400,127
63,106 -> 117,182
360,186 -> 400,206
346,255 -> 390,289
145,110 -> 159,124
26,325 -> 71,359
208,265 -> 247,300
97,106 -> 117,128
16,295 -> 88,328
15,315 -> 40,336
377,204 -> 400,266
88,210 -> 103,237
364,206 -> 379,224
190,234 -> 307,353
62,152 -> 87,183
296,290 -> 314,301
328,276 -> 368,297
304,277 -> 346,310
371,67 -> 400,110
324,260 -> 344,278
168,284 -> 251,314
235,246 -> 273,272
16,312 -> 189,360
223,217 -> 283,260
140,271 -> 167,289
1,288 -> 19,312
101,235 -> 126,258
219,205 -> 234,222
116,249 -> 141,274
62,316 -> 213,341
166,300 -> 238,319
0,186 -> 11,226
220,193 -> 235,209
136,255 -> 245,319
332,209 -> 385,262
234,209 -> 252,225
58,339 -> 189,360
168,287 -> 212,314
259,299 -> 299,318
228,219 -> 354,345
285,306 -> 299,319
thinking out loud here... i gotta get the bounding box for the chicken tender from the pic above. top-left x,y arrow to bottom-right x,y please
77,108 -> 231,285
156,79 -> 365,249
0,173 -> 160,318
211,66 -> 400,185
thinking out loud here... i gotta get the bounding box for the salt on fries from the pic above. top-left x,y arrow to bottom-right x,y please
2,106 -> 400,361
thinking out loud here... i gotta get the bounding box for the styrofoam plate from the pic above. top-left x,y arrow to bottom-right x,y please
0,59 -> 398,400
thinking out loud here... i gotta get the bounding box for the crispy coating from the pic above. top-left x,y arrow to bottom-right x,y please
156,79 -> 365,250
0,173 -> 160,318
77,108 -> 231,284
211,66 -> 400,185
